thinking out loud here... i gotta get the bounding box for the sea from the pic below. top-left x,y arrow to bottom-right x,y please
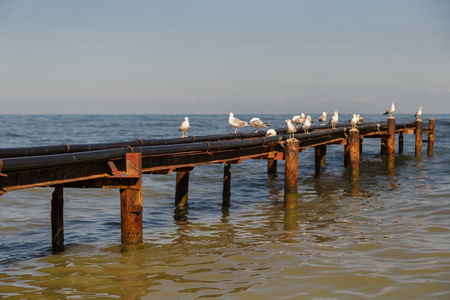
0,114 -> 449,299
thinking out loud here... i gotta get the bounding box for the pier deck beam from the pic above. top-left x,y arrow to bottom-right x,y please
387,117 -> 396,169
120,153 -> 143,252
415,119 -> 423,157
427,118 -> 435,157
222,163 -> 231,207
51,185 -> 64,252
284,139 -> 299,209
349,129 -> 360,181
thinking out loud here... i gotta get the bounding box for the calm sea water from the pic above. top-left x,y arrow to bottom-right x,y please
0,114 -> 449,299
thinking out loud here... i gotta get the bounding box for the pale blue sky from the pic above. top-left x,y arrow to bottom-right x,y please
1,0 -> 449,114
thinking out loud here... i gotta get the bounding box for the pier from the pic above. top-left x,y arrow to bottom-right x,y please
0,118 -> 436,252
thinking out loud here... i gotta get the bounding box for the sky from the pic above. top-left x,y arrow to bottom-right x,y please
1,0 -> 449,114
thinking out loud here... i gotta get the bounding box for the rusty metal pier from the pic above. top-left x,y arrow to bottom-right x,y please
0,118 -> 436,252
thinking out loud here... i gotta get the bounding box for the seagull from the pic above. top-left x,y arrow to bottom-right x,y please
285,119 -> 297,139
383,102 -> 395,117
318,112 -> 327,125
350,114 -> 359,129
266,129 -> 277,137
357,114 -> 364,123
329,111 -> 339,129
179,117 -> 190,137
228,113 -> 249,134
415,107 -> 422,120
292,113 -> 305,128
249,117 -> 269,133
302,116 -> 313,134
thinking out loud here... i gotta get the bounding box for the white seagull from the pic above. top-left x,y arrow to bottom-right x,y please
292,113 -> 305,128
329,111 -> 339,129
302,116 -> 313,134
357,114 -> 364,124
350,114 -> 359,129
318,112 -> 327,125
179,117 -> 190,137
285,119 -> 297,139
249,117 -> 269,133
266,129 -> 277,137
415,107 -> 422,119
228,113 -> 249,134
383,102 -> 395,117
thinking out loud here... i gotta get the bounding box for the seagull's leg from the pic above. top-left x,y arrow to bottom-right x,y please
234,128 -> 237,134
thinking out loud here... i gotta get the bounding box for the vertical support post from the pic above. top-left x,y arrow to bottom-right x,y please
344,140 -> 350,167
51,185 -> 64,252
267,158 -> 277,175
380,137 -> 387,155
284,139 -> 299,209
359,137 -> 363,155
223,163 -> 231,207
398,132 -> 404,154
120,153 -> 143,252
415,119 -> 423,157
349,129 -> 360,181
387,117 -> 396,169
314,145 -> 326,176
175,170 -> 190,207
427,118 -> 435,157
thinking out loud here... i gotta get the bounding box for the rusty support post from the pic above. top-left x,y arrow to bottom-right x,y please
359,137 -> 363,155
387,117 -> 396,169
344,141 -> 350,167
223,163 -> 231,207
349,129 -> 360,181
415,119 -> 423,157
314,145 -> 326,176
175,170 -> 190,208
284,139 -> 299,209
381,137 -> 387,155
51,185 -> 64,252
427,118 -> 435,157
267,158 -> 277,175
398,132 -> 404,154
120,153 -> 143,252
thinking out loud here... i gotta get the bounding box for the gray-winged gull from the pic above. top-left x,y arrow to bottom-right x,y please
228,113 -> 249,134
179,117 -> 190,138
285,119 -> 297,139
383,102 -> 395,117
249,117 -> 269,133
329,111 -> 339,129
415,107 -> 422,119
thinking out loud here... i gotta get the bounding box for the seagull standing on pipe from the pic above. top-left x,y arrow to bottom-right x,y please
292,113 -> 305,128
415,107 -> 422,120
249,117 -> 269,133
285,119 -> 297,139
383,102 -> 395,117
318,112 -> 327,125
302,116 -> 313,134
179,117 -> 190,138
228,113 -> 249,134
266,129 -> 277,137
350,114 -> 359,129
329,111 -> 339,129
357,114 -> 364,124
